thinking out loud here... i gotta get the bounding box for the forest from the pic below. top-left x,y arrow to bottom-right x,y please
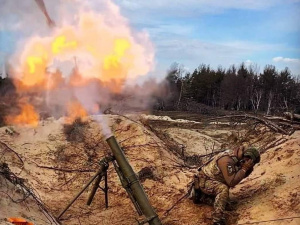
1,62 -> 300,121
161,63 -> 300,115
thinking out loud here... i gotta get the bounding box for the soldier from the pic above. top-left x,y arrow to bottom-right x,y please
190,147 -> 260,225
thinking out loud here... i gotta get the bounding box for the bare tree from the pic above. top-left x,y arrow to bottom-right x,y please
251,90 -> 263,113
175,65 -> 185,110
266,91 -> 274,115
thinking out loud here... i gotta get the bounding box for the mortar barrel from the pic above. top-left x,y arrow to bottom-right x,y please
106,136 -> 162,225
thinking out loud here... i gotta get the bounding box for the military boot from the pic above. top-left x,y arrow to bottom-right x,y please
226,199 -> 238,211
189,174 -> 203,204
189,186 -> 202,204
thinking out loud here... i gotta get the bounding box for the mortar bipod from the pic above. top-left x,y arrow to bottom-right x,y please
87,158 -> 111,207
57,156 -> 114,220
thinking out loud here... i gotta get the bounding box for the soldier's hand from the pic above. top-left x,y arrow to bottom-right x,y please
242,158 -> 254,172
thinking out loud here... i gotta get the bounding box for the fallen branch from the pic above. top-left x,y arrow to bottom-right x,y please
172,162 -> 198,169
33,162 -> 95,173
49,173 -> 81,191
209,114 -> 289,135
163,192 -> 190,216
267,116 -> 300,125
119,134 -> 144,144
37,165 -> 95,173
261,137 -> 288,152
238,215 -> 300,224
0,141 -> 24,165
0,190 -> 30,203
122,142 -> 160,150
1,163 -> 60,224
284,112 -> 300,121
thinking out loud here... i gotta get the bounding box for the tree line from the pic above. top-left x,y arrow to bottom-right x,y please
160,63 -> 300,115
1,63 -> 300,119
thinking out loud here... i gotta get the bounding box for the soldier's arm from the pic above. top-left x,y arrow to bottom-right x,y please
217,156 -> 246,187
245,167 -> 253,177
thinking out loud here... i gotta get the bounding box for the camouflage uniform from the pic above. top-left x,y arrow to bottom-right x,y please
197,150 -> 246,224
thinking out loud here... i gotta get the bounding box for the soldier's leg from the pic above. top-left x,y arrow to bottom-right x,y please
190,173 -> 214,205
212,182 -> 229,224
200,180 -> 229,224
189,174 -> 202,204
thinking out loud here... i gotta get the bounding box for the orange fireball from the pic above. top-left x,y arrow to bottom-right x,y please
6,103 -> 39,127
7,3 -> 155,126
65,101 -> 88,124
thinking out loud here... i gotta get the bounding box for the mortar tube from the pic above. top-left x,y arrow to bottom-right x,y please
106,136 -> 162,225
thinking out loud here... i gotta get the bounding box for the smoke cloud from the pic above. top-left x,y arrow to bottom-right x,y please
1,0 -> 161,125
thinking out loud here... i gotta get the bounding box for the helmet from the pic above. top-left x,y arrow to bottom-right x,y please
244,147 -> 260,164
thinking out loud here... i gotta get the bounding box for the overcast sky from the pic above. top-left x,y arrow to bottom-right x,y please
1,0 -> 300,78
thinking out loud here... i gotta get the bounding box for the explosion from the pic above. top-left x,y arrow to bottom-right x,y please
6,103 -> 40,127
65,101 -> 88,124
6,1 -> 155,126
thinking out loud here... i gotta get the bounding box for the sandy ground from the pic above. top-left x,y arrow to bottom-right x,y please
0,175 -> 55,225
0,114 -> 299,225
232,130 -> 300,225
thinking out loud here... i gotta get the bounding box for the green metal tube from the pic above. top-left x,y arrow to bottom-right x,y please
87,173 -> 103,206
106,136 -> 162,225
87,157 -> 110,206
57,169 -> 102,219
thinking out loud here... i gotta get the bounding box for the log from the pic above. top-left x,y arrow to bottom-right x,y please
284,112 -> 300,121
209,114 -> 289,135
0,141 -> 24,165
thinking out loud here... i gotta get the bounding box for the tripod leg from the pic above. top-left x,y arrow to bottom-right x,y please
87,173 -> 103,205
57,156 -> 112,220
87,158 -> 110,206
104,172 -> 108,208
57,170 -> 101,219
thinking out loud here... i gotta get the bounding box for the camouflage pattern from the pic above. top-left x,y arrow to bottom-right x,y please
202,150 -> 237,183
199,177 -> 229,223
198,150 -> 235,223
195,149 -> 256,223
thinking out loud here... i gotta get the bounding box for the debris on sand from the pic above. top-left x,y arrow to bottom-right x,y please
0,114 -> 299,225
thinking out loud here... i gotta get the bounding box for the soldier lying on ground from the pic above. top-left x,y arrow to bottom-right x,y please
189,146 -> 260,225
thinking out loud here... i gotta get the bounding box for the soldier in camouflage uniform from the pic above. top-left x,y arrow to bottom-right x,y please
190,147 -> 260,225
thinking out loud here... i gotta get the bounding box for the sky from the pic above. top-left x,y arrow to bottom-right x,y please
0,0 -> 300,78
